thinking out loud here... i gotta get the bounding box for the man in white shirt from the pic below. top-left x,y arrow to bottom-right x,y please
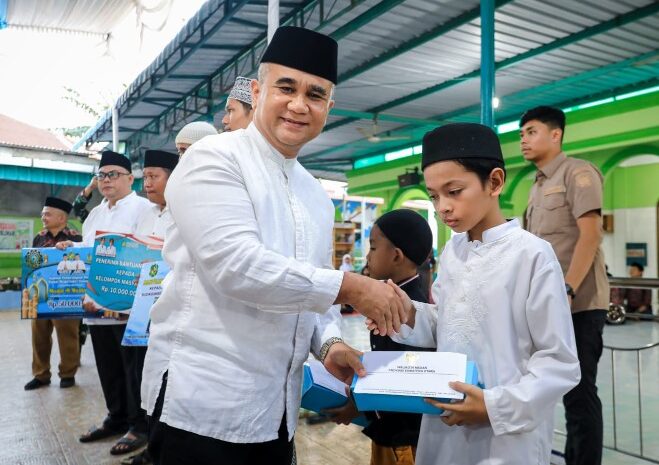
64,254 -> 78,273
57,150 -> 151,455
105,239 -> 117,257
116,149 -> 178,463
95,238 -> 107,257
143,26 -> 406,465
135,150 -> 178,238
73,254 -> 86,273
222,76 -> 254,132
56,255 -> 68,274
174,121 -> 217,157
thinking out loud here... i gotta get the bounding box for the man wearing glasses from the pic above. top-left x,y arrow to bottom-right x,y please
57,150 -> 151,450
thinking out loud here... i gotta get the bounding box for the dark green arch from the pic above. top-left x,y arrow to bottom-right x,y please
600,144 -> 659,178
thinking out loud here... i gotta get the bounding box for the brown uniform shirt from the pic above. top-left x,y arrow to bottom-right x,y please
526,152 -> 609,313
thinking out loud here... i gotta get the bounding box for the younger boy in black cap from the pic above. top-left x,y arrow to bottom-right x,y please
377,123 -> 581,465
328,209 -> 434,464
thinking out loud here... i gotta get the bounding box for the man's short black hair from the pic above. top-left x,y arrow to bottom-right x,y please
238,100 -> 252,114
453,158 -> 506,187
630,262 -> 644,272
520,106 -> 566,133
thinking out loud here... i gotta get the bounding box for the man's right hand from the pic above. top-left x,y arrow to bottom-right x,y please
55,240 -> 74,250
336,273 -> 407,337
366,280 -> 416,335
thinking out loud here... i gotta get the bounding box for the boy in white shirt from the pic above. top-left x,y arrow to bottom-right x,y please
379,123 -> 581,465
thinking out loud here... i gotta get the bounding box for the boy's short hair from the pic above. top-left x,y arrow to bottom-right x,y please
630,262 -> 644,272
453,157 -> 507,187
519,106 -> 566,133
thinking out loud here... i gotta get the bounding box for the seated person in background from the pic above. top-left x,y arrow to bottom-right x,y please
623,262 -> 652,314
327,208 -> 435,465
606,265 -> 624,306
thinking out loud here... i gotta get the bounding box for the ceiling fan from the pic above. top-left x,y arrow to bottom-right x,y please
356,115 -> 411,143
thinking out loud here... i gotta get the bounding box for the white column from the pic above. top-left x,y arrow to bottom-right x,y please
267,0 -> 279,43
112,106 -> 119,152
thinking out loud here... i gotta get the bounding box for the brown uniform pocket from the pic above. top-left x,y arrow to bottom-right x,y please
542,190 -> 566,210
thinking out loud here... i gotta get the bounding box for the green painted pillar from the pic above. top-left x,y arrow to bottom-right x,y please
480,0 -> 495,128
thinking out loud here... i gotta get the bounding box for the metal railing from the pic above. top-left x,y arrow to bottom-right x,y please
553,342 -> 659,464
554,276 -> 659,464
603,341 -> 659,463
608,277 -> 658,323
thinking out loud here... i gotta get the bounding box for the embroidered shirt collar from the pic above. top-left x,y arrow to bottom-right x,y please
469,219 -> 520,250
247,123 -> 298,173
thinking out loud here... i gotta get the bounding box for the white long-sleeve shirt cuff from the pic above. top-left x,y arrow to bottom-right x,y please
389,300 -> 437,348
256,267 -> 344,314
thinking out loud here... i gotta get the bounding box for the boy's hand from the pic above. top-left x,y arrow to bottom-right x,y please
323,342 -> 366,384
366,280 -> 416,335
425,382 -> 490,427
336,273 -> 407,337
322,387 -> 360,425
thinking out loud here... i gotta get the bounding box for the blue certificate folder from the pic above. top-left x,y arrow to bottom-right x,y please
301,362 -> 369,427
21,247 -> 94,319
122,261 -> 169,347
86,232 -> 163,312
350,353 -> 480,415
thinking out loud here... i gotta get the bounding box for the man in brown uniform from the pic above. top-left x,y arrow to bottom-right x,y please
24,197 -> 82,390
520,106 -> 609,465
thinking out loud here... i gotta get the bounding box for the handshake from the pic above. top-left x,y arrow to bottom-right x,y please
335,272 -> 415,337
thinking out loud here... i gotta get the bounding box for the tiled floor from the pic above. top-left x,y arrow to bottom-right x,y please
1,310 -> 657,464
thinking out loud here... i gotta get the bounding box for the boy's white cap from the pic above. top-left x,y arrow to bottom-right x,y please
175,121 -> 218,145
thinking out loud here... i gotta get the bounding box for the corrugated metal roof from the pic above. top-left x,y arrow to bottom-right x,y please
82,0 -> 659,179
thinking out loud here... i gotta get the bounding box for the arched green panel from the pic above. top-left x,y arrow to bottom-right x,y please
385,186 -> 429,212
385,186 -> 451,251
600,144 -> 659,178
500,164 -> 535,208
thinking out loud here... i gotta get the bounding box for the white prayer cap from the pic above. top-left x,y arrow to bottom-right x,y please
228,76 -> 253,106
175,121 -> 218,145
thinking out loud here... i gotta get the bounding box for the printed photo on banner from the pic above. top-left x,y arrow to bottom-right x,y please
1,219 -> 33,252
122,260 -> 170,347
21,247 -> 94,319
85,232 -> 163,318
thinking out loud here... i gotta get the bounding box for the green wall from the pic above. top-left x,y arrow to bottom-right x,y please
604,162 -> 659,210
345,90 -> 659,247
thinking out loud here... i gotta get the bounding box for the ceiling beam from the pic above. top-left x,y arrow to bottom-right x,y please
330,108 -> 444,126
305,51 -> 659,163
229,17 -> 267,29
122,0 -> 402,151
337,0 -> 514,84
320,2 -> 659,137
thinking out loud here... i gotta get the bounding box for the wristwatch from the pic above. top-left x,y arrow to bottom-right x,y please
319,337 -> 344,364
565,283 -> 576,298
